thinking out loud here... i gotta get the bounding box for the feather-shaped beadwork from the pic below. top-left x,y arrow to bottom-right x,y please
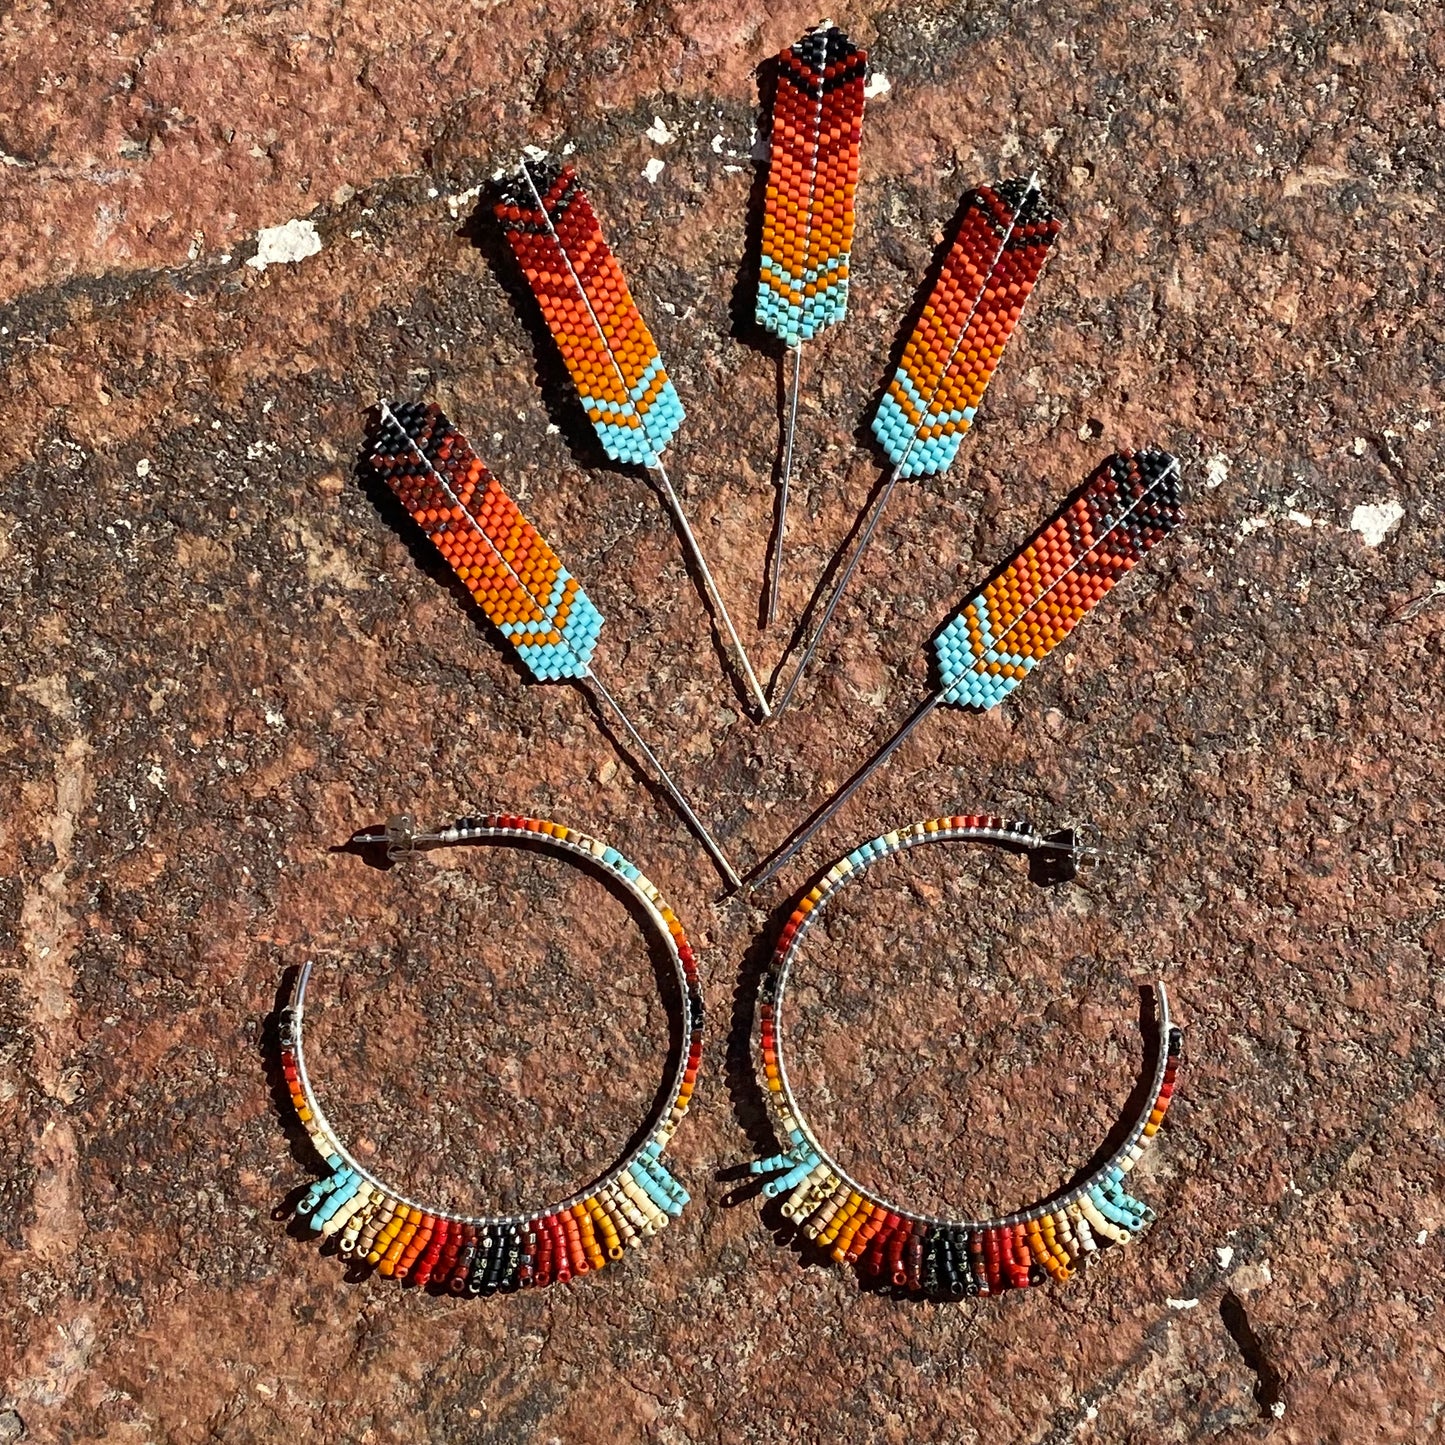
934,449 -> 1183,707
494,156 -> 770,718
369,400 -> 603,682
873,179 -> 1061,478
495,160 -> 684,468
756,24 -> 867,347
772,177 -> 1061,709
754,450 -> 1184,885
366,399 -> 742,886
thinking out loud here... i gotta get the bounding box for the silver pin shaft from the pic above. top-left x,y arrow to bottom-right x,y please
771,174 -> 1043,718
771,465 -> 902,718
585,671 -> 742,890
764,341 -> 804,630
747,692 -> 941,889
650,460 -> 772,720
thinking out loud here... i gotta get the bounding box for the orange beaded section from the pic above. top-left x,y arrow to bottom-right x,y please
281,815 -> 706,1296
756,24 -> 867,344
935,450 -> 1183,709
496,161 -> 684,467
873,180 -> 1059,477
370,403 -> 603,683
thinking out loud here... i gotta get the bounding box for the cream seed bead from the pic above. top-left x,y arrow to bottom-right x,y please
280,814 -> 705,1295
1069,1205 -> 1098,1253
797,1170 -> 840,1219
780,1162 -> 832,1220
798,1189 -> 841,1233
339,1193 -> 378,1251
802,1189 -> 846,1239
340,1211 -> 373,1255
1052,1210 -> 1081,1264
639,1188 -> 671,1233
1079,1196 -> 1129,1246
820,1193 -> 864,1247
621,1167 -> 664,1225
603,1188 -> 638,1244
609,1182 -> 651,1237
323,1185 -> 373,1238
599,1190 -> 638,1251
753,818 -> 1181,1298
802,1170 -> 841,1214
360,1201 -> 398,1259
619,1175 -> 665,1233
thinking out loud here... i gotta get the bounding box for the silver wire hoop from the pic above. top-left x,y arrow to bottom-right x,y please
275,813 -> 705,1293
750,814 -> 1182,1295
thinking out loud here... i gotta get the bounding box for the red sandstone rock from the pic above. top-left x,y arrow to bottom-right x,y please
2,1 -> 1443,1441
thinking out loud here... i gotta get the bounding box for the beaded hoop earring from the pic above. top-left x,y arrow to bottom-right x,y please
750,815 -> 1182,1298
277,813 -> 704,1293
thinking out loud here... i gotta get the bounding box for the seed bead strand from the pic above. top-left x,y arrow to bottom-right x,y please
276,813 -> 705,1294
751,814 -> 1183,1299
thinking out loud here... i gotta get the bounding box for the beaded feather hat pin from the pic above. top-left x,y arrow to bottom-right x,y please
753,22 -> 868,627
494,157 -> 772,719
367,401 -> 742,888
774,177 -> 1062,715
753,449 -> 1184,886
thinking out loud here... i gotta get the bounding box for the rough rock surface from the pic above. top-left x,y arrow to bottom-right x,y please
2,1 -> 1443,1442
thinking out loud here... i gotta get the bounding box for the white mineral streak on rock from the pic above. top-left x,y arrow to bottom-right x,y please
1350,500 -> 1404,547
247,218 -> 322,270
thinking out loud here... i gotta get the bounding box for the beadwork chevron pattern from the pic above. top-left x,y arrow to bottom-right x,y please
370,401 -> 603,682
755,23 -> 867,347
495,160 -> 684,468
873,179 -> 1061,478
934,449 -> 1183,708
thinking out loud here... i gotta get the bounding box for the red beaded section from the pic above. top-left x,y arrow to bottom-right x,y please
873,179 -> 1060,477
279,815 -> 704,1295
753,817 -> 1183,1299
756,24 -> 867,345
